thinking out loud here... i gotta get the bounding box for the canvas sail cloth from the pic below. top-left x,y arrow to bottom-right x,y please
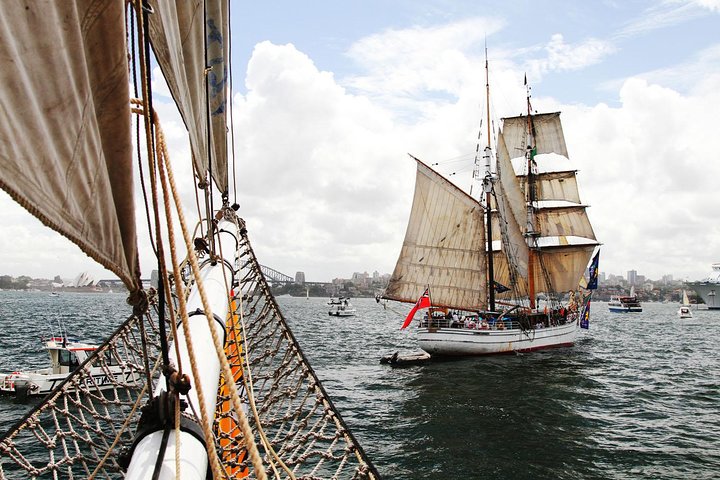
384,159 -> 487,311
500,112 -> 598,294
0,1 -> 139,291
148,0 -> 229,195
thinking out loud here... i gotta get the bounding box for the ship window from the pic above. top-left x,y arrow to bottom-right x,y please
104,351 -> 117,366
58,350 -> 80,369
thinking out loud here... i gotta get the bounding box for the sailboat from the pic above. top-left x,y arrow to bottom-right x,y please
678,289 -> 693,318
0,2 -> 378,479
383,59 -> 599,356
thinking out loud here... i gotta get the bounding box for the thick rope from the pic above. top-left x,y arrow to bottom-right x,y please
156,120 -> 267,479
155,123 -> 224,479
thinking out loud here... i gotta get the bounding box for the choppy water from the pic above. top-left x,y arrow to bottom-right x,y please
1,291 -> 719,479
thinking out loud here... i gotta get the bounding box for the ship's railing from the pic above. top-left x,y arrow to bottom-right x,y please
419,312 -> 576,331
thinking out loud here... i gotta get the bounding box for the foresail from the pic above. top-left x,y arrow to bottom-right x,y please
148,0 -> 229,195
494,132 -> 529,281
533,245 -> 596,293
385,159 -> 487,311
0,2 -> 139,291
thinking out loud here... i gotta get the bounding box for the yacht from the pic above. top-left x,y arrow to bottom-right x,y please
608,286 -> 642,312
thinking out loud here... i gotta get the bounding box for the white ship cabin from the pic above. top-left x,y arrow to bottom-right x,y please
45,337 -> 106,375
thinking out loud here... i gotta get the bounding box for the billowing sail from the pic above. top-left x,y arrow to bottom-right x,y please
148,0 -> 229,195
500,112 -> 568,158
493,131 -> 529,284
384,159 -> 487,310
500,112 -> 598,294
0,2 -> 139,292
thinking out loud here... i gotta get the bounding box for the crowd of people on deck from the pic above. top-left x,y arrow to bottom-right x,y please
421,292 -> 581,331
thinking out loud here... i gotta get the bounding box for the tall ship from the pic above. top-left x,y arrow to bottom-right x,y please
0,2 -> 378,478
383,58 -> 600,356
687,263 -> 720,309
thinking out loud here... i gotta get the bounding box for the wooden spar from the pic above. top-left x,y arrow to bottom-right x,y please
484,47 -> 496,313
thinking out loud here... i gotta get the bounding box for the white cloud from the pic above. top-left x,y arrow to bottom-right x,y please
562,77 -> 720,279
1,13 -> 717,285
527,34 -> 616,75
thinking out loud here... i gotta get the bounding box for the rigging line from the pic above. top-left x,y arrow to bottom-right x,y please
162,136 -> 267,480
88,340 -> 165,480
227,0 -> 237,205
203,0 -> 216,258
233,246 -> 295,479
193,168 -> 206,240
156,126 -> 225,480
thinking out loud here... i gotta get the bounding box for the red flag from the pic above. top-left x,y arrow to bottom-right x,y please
401,288 -> 431,329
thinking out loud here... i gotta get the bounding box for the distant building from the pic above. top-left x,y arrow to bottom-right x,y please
627,270 -> 637,285
295,271 -> 305,284
150,270 -> 159,289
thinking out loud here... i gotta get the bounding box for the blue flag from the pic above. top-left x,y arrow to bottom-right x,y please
580,294 -> 591,329
493,281 -> 511,293
587,251 -> 600,290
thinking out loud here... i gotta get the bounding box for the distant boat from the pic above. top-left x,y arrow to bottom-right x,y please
0,335 -> 136,397
678,290 -> 693,319
687,263 -> 720,310
608,286 -> 642,312
381,57 -> 599,356
328,297 -> 356,316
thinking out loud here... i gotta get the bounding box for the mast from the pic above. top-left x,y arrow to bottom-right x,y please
483,47 -> 496,312
524,76 -> 538,309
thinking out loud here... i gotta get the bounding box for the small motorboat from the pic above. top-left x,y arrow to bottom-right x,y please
0,335 -> 136,397
328,297 -> 356,316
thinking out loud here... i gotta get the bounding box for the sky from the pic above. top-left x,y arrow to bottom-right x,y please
1,0 -> 719,284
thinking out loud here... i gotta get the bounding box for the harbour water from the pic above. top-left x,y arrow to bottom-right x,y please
1,291 -> 719,479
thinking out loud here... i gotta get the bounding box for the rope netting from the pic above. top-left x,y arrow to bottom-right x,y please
217,225 -> 379,480
0,314 -> 162,479
0,225 -> 379,479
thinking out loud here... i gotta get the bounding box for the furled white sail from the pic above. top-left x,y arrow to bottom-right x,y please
384,159 -> 487,310
148,0 -> 229,195
0,1 -> 139,291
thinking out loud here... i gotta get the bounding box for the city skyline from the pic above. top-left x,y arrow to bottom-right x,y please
0,1 -> 718,284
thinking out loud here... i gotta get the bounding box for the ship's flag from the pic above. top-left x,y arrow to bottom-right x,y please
493,281 -> 511,293
401,287 -> 431,329
587,251 -> 600,290
580,294 -> 591,329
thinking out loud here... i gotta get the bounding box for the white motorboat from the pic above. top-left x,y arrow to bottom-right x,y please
678,290 -> 693,318
608,286 -> 642,312
328,298 -> 357,316
0,335 -> 136,397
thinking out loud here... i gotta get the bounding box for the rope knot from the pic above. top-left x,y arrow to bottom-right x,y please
127,289 -> 149,316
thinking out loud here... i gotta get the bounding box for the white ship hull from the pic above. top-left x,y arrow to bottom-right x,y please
687,282 -> 719,310
416,320 -> 578,356
0,367 -> 137,397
